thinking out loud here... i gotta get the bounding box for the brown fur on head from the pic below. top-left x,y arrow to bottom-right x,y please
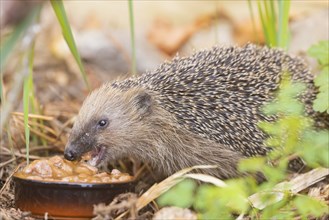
64,84 -> 155,163
65,83 -> 243,179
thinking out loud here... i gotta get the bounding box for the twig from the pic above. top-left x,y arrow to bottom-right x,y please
248,167 -> 329,210
56,116 -> 75,140
1,145 -> 58,154
13,115 -> 57,136
11,112 -> 54,121
16,120 -> 58,143
1,151 -> 41,161
21,145 -> 59,153
0,157 -> 16,168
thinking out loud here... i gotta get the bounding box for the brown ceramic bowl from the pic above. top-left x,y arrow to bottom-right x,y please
13,175 -> 135,219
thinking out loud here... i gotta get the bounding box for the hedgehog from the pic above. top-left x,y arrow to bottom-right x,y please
64,44 -> 326,179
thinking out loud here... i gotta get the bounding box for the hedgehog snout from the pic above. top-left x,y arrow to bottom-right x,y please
64,140 -> 83,161
64,149 -> 76,161
64,150 -> 77,161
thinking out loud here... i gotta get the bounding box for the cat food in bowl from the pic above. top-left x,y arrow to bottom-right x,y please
13,156 -> 135,219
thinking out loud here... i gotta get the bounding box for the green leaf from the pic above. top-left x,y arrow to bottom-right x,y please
313,67 -> 329,113
157,179 -> 196,208
262,74 -> 307,116
262,165 -> 286,182
261,193 -> 291,219
300,131 -> 329,167
195,180 -> 249,214
258,120 -> 282,137
238,157 -> 266,173
294,195 -> 328,218
278,82 -> 306,100
314,67 -> 329,87
50,0 -> 90,90
194,185 -> 218,211
270,210 -> 295,219
219,179 -> 249,213
307,40 -> 329,66
313,92 -> 329,113
195,185 -> 232,220
264,137 -> 281,148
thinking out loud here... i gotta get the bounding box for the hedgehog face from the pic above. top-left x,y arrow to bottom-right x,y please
64,85 -> 154,167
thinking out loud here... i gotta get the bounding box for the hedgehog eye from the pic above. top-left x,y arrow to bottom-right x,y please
97,119 -> 108,128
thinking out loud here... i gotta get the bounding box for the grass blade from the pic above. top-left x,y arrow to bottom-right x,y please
23,82 -> 31,164
23,44 -> 35,165
278,0 -> 291,49
270,0 -> 277,26
253,0 -> 290,49
128,0 -> 137,76
257,1 -> 270,46
267,1 -> 277,46
262,1 -> 276,46
50,0 -> 90,90
263,1 -> 274,45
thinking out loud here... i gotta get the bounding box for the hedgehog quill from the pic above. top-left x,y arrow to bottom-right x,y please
64,44 -> 326,179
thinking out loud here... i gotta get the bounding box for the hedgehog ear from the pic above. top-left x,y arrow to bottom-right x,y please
133,90 -> 153,117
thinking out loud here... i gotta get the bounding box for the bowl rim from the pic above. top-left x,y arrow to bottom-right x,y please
13,174 -> 136,188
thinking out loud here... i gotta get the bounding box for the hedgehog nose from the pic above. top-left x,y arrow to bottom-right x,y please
64,149 -> 77,161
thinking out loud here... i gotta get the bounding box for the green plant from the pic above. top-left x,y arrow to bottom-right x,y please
23,44 -> 36,165
308,40 -> 329,113
248,0 -> 291,49
128,0 -> 137,75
